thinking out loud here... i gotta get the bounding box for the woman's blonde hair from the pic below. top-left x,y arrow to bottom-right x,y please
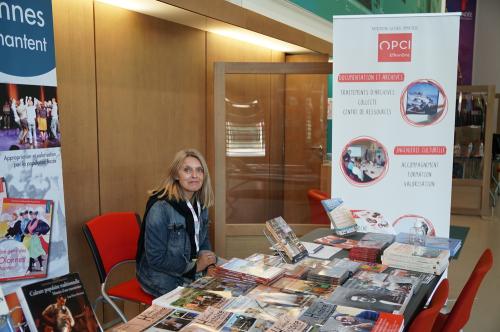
149,149 -> 214,208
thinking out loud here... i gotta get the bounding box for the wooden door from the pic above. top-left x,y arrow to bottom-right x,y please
283,54 -> 329,224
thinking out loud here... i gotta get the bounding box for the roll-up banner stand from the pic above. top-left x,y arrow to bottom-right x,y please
331,13 -> 460,237
0,0 -> 69,296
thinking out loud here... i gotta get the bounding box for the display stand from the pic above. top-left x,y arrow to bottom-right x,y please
451,85 -> 496,216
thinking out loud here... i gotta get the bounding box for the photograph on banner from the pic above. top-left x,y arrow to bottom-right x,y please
340,137 -> 388,186
400,79 -> 448,126
393,214 -> 435,236
0,148 -> 68,295
0,197 -> 54,282
0,82 -> 60,151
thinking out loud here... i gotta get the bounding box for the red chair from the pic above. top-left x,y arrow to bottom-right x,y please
307,189 -> 330,225
432,248 -> 493,332
83,212 -> 153,323
408,279 -> 449,332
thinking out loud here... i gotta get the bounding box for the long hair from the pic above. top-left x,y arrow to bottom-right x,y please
149,149 -> 214,208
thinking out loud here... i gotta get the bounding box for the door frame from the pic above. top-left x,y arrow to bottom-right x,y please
213,61 -> 332,256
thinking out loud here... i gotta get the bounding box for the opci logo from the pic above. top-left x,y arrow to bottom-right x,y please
378,33 -> 412,62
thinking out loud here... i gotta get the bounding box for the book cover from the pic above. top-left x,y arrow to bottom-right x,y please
314,235 -> 358,250
188,276 -> 256,298
246,285 -> 316,310
245,254 -> 282,267
182,307 -> 231,331
270,277 -> 336,298
395,232 -> 461,257
17,272 -> 101,332
265,217 -> 308,264
321,198 -> 357,235
216,258 -> 284,283
327,287 -> 409,314
154,287 -> 228,313
265,315 -> 310,332
146,309 -> 198,332
0,286 -> 15,332
222,296 -> 282,322
113,305 -> 173,332
0,198 -> 54,282
298,299 -> 337,326
319,305 -> 403,332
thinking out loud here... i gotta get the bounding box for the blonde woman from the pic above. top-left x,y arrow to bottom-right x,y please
136,149 -> 217,297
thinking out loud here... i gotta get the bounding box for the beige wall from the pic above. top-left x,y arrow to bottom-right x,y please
52,0 -> 295,318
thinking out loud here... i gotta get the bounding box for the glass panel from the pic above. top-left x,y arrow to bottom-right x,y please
453,90 -> 487,179
225,73 -> 328,225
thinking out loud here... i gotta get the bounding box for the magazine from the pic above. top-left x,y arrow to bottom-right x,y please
319,305 -> 404,332
113,305 -> 173,332
17,272 -> 102,332
145,309 -> 198,332
265,217 -> 308,264
321,198 -> 357,236
0,198 -> 54,282
314,235 -> 359,250
153,287 -> 229,313
326,286 -> 410,314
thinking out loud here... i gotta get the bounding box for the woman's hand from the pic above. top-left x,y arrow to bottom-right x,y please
196,251 -> 217,272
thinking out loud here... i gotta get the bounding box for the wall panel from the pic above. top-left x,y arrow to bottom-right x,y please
53,0 -> 100,302
94,3 -> 206,215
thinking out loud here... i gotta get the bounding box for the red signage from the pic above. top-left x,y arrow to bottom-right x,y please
378,33 -> 412,62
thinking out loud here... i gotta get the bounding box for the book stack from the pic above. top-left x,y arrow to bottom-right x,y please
395,232 -> 462,257
212,258 -> 285,285
265,217 -> 308,264
349,233 -> 395,263
381,242 -> 450,275
321,198 -> 357,236
307,266 -> 350,286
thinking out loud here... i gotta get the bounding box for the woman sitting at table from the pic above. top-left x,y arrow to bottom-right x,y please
136,149 -> 217,297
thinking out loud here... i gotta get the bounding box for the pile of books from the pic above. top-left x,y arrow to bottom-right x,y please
314,234 -> 359,249
395,232 -> 462,257
211,257 -> 285,285
349,232 -> 395,263
321,198 -> 357,236
381,242 -> 450,275
265,216 -> 308,263
307,266 -> 350,286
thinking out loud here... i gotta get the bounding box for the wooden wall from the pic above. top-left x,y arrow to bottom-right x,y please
51,0 -> 295,319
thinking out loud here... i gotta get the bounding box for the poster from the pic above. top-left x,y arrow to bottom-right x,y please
0,0 -> 68,295
331,14 -> 460,237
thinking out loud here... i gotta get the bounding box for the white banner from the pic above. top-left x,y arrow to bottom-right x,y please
331,13 -> 460,237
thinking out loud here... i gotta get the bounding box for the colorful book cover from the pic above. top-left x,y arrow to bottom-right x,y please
319,305 -> 403,332
321,198 -> 357,235
145,309 -> 198,332
189,276 -> 256,298
265,217 -> 308,264
3,291 -> 29,332
327,287 -> 409,314
0,198 -> 54,282
154,287 -> 229,314
271,277 -> 336,298
113,305 -> 173,332
17,272 -> 101,332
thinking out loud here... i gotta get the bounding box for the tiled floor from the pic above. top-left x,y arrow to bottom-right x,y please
449,209 -> 500,331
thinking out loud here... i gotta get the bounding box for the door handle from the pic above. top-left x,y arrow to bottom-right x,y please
309,145 -> 323,151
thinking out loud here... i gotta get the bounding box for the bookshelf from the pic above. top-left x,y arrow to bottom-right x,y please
451,85 -> 496,216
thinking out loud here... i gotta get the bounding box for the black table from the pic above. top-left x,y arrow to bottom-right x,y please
300,228 -> 441,328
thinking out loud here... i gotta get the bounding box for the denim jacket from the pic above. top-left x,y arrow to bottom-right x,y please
136,200 -> 210,297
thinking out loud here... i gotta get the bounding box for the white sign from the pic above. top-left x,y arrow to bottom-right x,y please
331,13 -> 460,237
